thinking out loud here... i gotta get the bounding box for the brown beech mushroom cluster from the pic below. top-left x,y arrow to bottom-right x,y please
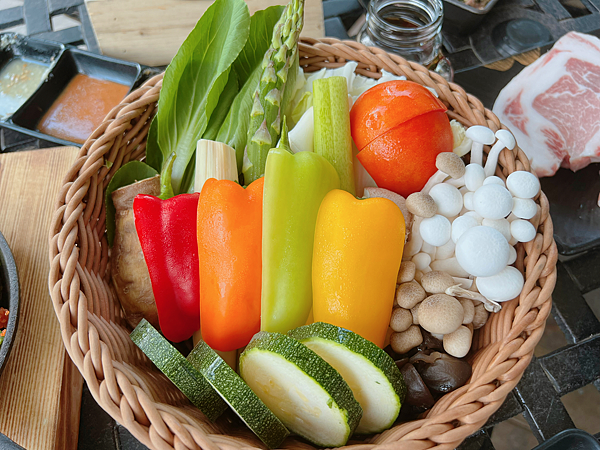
389,268 -> 489,358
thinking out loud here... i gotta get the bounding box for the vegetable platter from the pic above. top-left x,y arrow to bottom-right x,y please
48,0 -> 557,448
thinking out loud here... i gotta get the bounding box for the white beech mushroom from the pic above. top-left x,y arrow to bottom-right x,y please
507,246 -> 517,265
404,217 -> 424,258
472,304 -> 489,329
464,210 -> 484,225
482,218 -> 511,241
419,214 -> 452,247
483,176 -> 505,187
429,183 -> 463,217
443,326 -> 472,358
435,238 -> 456,260
506,171 -> 541,199
397,261 -> 416,283
463,191 -> 474,210
451,215 -> 479,243
390,307 -> 413,332
476,266 -> 524,302
412,252 -> 432,271
473,184 -> 513,220
483,130 -> 516,177
444,176 -> 465,188
465,126 -> 495,166
421,152 -> 466,194
406,192 -> 437,218
391,326 -> 423,354
418,294 -> 464,335
459,299 -> 475,324
445,284 -> 502,313
452,277 -> 473,289
421,271 -> 456,294
421,241 -> 437,260
455,226 -> 510,277
430,257 -> 470,278
395,281 -> 427,309
512,198 -> 537,220
464,163 -> 486,191
511,219 -> 536,242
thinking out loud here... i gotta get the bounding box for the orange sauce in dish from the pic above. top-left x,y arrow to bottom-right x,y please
38,74 -> 129,144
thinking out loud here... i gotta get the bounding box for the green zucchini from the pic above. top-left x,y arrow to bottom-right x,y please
289,322 -> 406,434
130,320 -> 227,421
239,331 -> 362,447
187,340 -> 289,449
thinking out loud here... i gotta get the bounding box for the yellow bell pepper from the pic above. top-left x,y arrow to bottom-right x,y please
312,189 -> 405,348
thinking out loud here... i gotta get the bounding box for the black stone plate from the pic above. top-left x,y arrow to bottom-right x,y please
0,230 -> 19,376
532,429 -> 600,450
540,163 -> 600,256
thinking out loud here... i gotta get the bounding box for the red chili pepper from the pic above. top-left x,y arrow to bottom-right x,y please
133,154 -> 200,342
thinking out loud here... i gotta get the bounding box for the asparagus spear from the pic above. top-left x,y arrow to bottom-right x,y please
242,0 -> 305,184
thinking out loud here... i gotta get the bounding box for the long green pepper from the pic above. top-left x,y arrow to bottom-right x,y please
261,140 -> 340,334
242,0 -> 304,184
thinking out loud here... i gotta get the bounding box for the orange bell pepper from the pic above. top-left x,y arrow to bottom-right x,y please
197,177 -> 264,352
312,189 -> 405,347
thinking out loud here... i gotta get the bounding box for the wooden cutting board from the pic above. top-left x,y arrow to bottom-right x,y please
0,146 -> 83,450
85,0 -> 325,66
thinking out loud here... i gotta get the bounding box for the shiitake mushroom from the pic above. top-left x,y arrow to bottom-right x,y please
399,363 -> 435,409
410,350 -> 472,394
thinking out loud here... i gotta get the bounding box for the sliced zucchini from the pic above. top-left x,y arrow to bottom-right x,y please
187,340 -> 289,449
130,319 -> 227,421
289,322 -> 406,434
239,331 -> 362,448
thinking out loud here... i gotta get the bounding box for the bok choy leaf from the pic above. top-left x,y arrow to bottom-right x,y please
146,0 -> 251,194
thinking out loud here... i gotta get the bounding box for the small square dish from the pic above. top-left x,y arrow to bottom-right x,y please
0,33 -> 64,121
8,48 -> 141,146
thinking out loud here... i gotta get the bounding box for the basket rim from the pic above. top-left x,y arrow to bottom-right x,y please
48,36 -> 558,450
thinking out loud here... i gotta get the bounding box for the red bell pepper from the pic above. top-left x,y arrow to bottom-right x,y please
133,154 -> 200,342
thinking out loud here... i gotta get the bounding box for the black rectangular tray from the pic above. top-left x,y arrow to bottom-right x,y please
0,33 -> 142,147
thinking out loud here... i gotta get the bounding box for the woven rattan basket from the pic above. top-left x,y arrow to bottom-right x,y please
48,37 -> 558,450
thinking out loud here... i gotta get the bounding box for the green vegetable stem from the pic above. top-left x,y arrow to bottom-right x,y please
313,76 -> 356,196
242,0 -> 305,185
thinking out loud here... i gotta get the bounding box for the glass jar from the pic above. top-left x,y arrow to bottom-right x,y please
357,0 -> 453,81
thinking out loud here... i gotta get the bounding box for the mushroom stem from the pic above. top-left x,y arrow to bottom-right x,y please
470,142 -> 484,166
465,126 -> 495,167
483,141 -> 507,177
445,284 -> 502,313
421,170 -> 449,194
444,176 -> 465,188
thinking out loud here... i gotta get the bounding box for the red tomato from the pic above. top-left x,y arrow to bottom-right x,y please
350,80 -> 447,151
357,111 -> 453,198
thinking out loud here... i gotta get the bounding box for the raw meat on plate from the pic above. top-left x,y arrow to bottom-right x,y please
493,32 -> 600,177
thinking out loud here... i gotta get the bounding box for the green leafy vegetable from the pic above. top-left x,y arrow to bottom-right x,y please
146,0 -> 251,194
217,5 -> 286,173
233,5 -> 285,84
203,70 -> 239,141
105,161 -> 158,246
